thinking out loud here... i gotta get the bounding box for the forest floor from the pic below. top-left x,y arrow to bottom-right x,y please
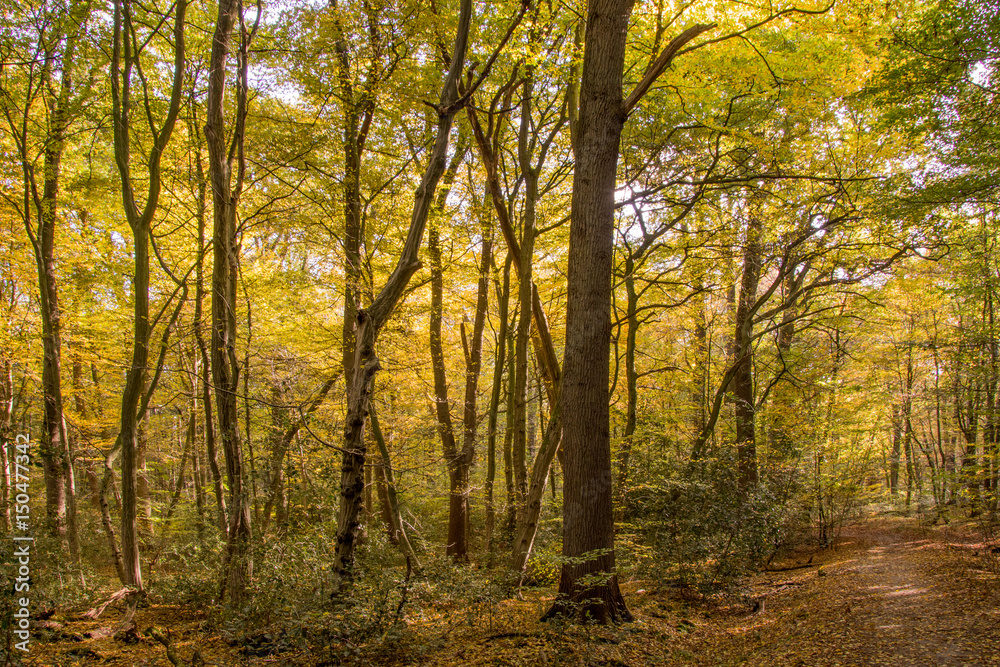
23,515 -> 1000,666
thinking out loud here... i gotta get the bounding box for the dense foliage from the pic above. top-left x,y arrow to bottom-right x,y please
0,0 -> 996,659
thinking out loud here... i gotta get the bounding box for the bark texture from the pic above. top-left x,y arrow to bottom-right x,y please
332,0 -> 478,589
544,0 -> 635,624
204,0 -> 257,605
110,0 -> 188,591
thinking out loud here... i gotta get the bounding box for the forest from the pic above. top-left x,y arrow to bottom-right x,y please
1,0 -> 998,663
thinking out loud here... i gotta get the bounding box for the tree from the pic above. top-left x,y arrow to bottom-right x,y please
109,0 -> 188,592
204,0 -> 260,606
331,0 -> 479,589
0,0 -> 95,558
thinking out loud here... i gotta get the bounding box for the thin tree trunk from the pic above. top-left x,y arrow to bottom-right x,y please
137,404 -> 153,538
427,143 -> 468,559
18,0 -> 93,557
510,73 -> 538,512
615,256 -> 639,506
369,405 -> 421,570
484,256 -> 512,562
456,214 -> 491,560
165,411 -> 193,520
110,0 -> 188,592
890,404 -> 902,495
205,0 -> 256,605
503,324 -> 517,539
261,378 -> 337,535
190,393 -> 206,540
332,0 -> 476,589
189,127 -> 228,535
0,359 -> 12,532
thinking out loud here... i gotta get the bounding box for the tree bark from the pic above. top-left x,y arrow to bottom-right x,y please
110,0 -> 188,592
332,0 -> 476,590
511,73 -> 538,511
16,0 -> 93,558
544,0 -> 635,624
369,405 -> 421,569
0,359 -> 12,532
731,215 -> 762,496
189,127 -> 228,535
261,378 -> 336,535
484,256 -> 512,562
426,142 -> 469,559
614,254 -> 639,505
204,0 -> 257,605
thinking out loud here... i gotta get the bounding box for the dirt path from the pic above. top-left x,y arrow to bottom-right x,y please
29,518 -> 1000,666
685,518 -> 1000,667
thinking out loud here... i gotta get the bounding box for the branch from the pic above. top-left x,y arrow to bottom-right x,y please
623,22 -> 716,116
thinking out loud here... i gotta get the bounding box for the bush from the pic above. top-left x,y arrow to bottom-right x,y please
625,454 -> 797,594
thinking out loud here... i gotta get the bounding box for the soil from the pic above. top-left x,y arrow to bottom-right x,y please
678,517 -> 1000,666
22,516 -> 1000,666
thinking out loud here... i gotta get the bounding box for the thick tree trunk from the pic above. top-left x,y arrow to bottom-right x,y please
544,0 -> 635,624
731,216 -> 762,496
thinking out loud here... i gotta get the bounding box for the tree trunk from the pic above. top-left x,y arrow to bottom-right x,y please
0,359 -> 12,532
890,404 -> 902,495
426,142 -> 469,559
731,216 -> 762,496
510,400 -> 561,586
510,73 -> 538,513
20,0 -> 93,558
503,325 -> 517,539
165,411 -> 193,520
109,0 -> 188,593
205,0 -> 255,605
544,0 -> 635,624
615,255 -> 639,506
484,256 -> 512,562
332,0 -> 475,589
191,138 -> 228,535
137,405 -> 153,539
190,389 -> 206,541
261,378 -> 336,535
370,405 -> 421,569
